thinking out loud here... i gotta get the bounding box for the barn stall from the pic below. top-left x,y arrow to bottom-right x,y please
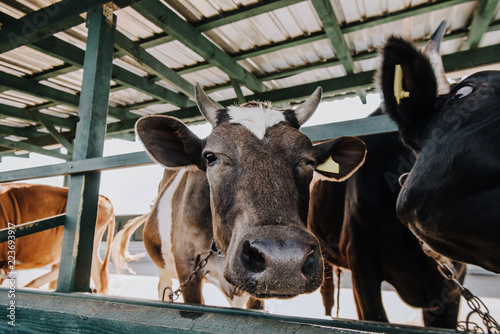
0,0 -> 499,332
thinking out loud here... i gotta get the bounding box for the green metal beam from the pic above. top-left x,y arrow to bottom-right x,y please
311,0 -> 354,73
310,0 -> 366,103
34,113 -> 74,155
0,151 -> 153,183
118,0 -> 305,53
0,104 -> 75,129
133,0 -> 268,93
11,0 -> 482,103
0,71 -> 80,106
0,290 -> 454,334
0,129 -> 75,156
302,115 -> 397,141
111,66 -> 193,108
443,41 -> 500,71
341,0 -> 475,34
30,35 -> 193,110
0,214 -> 65,243
58,6 -> 116,294
179,31 -> 327,76
231,79 -> 246,104
0,137 -> 70,160
0,0 -> 123,53
0,124 -> 40,138
28,0 -> 305,86
114,31 -> 194,98
461,0 -> 500,50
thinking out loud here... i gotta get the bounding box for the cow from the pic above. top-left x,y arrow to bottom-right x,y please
112,84 -> 366,307
378,28 -> 500,274
308,22 -> 466,329
0,183 -> 115,293
308,122 -> 465,328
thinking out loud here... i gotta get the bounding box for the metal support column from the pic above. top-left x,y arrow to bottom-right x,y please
57,6 -> 116,293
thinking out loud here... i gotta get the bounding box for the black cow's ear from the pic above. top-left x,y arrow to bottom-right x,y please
136,115 -> 205,170
314,136 -> 366,182
379,37 -> 437,137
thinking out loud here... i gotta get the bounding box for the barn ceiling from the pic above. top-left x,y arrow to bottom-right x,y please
0,0 -> 499,160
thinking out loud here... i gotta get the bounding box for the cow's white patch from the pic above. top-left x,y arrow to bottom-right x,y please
228,105 -> 285,140
157,170 -> 186,275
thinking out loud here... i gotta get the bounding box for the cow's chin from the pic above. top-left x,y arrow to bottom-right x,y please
224,271 -> 320,300
221,225 -> 324,299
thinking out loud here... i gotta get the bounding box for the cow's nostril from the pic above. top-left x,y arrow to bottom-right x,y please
242,240 -> 266,273
302,250 -> 317,277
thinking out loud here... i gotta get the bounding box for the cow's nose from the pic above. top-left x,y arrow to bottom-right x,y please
241,239 -> 319,278
224,227 -> 323,298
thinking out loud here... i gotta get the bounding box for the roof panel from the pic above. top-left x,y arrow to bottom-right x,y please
0,0 -> 498,158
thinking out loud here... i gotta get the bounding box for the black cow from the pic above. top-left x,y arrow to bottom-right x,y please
308,23 -> 466,328
308,110 -> 465,328
379,31 -> 500,273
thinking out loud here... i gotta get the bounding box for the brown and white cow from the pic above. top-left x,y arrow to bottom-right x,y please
0,183 -> 115,293
113,85 -> 366,306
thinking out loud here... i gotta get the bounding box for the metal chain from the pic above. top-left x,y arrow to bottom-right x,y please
436,261 -> 500,333
162,240 -> 224,302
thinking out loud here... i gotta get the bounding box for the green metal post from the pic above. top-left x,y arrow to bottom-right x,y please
57,6 -> 116,293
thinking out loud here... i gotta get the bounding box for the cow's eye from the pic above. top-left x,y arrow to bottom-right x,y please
204,152 -> 219,166
297,158 -> 316,168
453,85 -> 473,100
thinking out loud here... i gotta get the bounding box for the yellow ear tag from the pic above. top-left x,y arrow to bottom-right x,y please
394,64 -> 410,104
316,156 -> 339,174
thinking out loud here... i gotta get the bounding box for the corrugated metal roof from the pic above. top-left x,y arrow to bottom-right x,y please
0,0 -> 498,158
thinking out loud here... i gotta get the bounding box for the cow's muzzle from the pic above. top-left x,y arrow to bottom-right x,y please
223,226 -> 323,299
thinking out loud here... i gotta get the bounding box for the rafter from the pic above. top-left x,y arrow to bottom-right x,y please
0,104 -> 76,129
461,0 -> 500,50
0,0 -> 138,53
114,31 -> 195,98
341,0 -> 475,34
0,137 -> 70,160
30,36 -> 193,110
310,0 -> 366,103
132,0 -> 268,93
34,113 -> 73,155
12,0 -> 480,99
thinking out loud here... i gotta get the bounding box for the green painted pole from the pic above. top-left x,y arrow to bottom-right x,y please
57,5 -> 116,293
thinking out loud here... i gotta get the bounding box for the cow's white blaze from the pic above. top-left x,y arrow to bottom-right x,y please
228,105 -> 285,140
157,169 -> 186,274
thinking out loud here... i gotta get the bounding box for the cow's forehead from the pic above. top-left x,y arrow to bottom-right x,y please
226,105 -> 286,140
205,117 -> 311,157
460,70 -> 500,85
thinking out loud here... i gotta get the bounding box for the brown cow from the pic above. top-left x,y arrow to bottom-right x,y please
0,183 -> 115,293
113,84 -> 366,307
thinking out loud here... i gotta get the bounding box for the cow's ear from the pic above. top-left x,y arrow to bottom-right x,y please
314,136 -> 366,182
136,115 -> 205,170
379,36 -> 437,137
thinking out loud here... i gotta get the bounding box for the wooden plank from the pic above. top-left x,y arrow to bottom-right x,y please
57,6 -> 116,294
0,214 -> 65,243
0,290 -> 452,334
